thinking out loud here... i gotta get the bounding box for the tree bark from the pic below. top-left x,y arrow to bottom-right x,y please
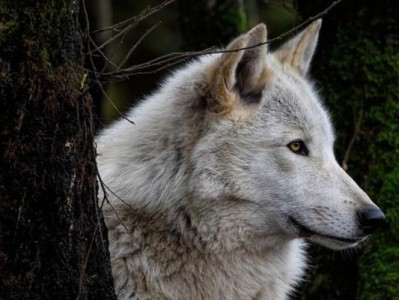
297,1 -> 399,299
0,1 -> 116,299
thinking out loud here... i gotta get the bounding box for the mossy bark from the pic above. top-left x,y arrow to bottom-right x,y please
0,1 -> 116,299
178,0 -> 248,50
297,0 -> 399,299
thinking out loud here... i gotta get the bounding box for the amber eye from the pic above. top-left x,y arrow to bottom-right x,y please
287,140 -> 309,156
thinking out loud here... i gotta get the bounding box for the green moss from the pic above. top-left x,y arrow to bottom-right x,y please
360,85 -> 399,299
297,1 -> 399,298
322,31 -> 399,300
216,1 -> 248,34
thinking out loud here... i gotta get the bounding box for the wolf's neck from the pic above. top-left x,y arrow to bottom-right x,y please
106,204 -> 307,299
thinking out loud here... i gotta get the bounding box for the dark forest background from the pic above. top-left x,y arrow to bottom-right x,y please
0,0 -> 398,299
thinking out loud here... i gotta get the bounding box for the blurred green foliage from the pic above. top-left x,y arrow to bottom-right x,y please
358,40 -> 399,299
179,0 -> 248,50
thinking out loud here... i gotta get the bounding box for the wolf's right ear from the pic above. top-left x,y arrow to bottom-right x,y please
275,19 -> 322,75
208,24 -> 269,114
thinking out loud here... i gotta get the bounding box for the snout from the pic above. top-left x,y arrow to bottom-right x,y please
357,207 -> 387,235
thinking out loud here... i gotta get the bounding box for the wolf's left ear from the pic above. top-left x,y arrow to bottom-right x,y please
275,19 -> 322,75
225,24 -> 268,102
209,24 -> 268,114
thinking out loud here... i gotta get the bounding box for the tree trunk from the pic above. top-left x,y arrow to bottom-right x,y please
297,1 -> 399,299
0,1 -> 117,299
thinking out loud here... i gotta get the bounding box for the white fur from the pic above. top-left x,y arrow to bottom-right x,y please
97,20 -> 383,299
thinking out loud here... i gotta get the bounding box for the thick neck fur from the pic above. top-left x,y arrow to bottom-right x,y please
97,55 -> 306,299
104,199 -> 306,299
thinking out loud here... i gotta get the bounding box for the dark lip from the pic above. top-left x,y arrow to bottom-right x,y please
288,217 -> 360,244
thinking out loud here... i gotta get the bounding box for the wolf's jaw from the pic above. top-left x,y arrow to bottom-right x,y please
288,216 -> 362,247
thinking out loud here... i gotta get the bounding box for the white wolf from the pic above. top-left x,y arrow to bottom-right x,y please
97,20 -> 386,300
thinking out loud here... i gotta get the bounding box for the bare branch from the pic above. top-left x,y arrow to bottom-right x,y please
90,0 -> 175,34
83,0 -> 176,121
89,36 -> 119,69
97,83 -> 135,125
88,0 -> 175,55
117,21 -> 162,70
82,0 -> 133,228
96,165 -> 129,232
93,0 -> 345,81
103,182 -> 136,211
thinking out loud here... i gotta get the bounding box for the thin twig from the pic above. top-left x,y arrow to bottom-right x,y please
96,166 -> 129,232
90,7 -> 151,35
89,36 -> 119,69
89,0 -> 175,53
84,1 -> 177,122
117,21 -> 162,70
98,47 -> 215,80
342,109 -> 363,171
83,0 -> 135,124
95,0 -> 345,81
77,3 -> 108,298
89,21 -> 138,55
82,0 -> 130,227
97,83 -> 135,124
104,183 -> 136,211
90,0 -> 175,34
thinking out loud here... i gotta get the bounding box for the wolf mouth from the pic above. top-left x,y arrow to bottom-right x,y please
288,217 -> 360,244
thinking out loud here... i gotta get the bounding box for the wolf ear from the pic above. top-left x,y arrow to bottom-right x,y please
275,19 -> 322,75
209,24 -> 268,113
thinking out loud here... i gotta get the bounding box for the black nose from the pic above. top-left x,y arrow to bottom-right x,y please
358,208 -> 387,235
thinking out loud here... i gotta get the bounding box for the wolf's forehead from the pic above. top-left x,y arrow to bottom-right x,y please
260,79 -> 333,139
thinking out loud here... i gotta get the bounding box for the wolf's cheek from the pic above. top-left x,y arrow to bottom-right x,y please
238,150 -> 305,205
270,150 -> 297,174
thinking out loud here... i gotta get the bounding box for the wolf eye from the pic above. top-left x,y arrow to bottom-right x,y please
287,140 -> 309,156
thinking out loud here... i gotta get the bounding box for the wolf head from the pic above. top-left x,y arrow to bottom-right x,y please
179,20 -> 386,251
99,20 -> 386,252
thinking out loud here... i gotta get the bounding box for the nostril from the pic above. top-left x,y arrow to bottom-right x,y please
357,208 -> 387,235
